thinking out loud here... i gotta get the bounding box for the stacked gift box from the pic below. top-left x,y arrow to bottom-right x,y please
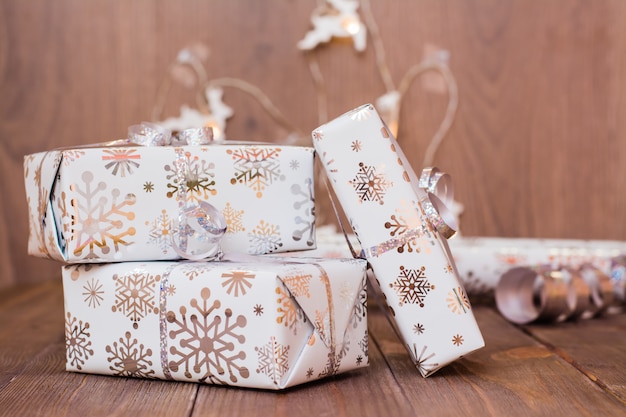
24,107 -> 485,389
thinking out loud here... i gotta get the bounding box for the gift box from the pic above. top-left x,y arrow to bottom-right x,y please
312,104 -> 484,376
24,143 -> 316,262
62,256 -> 368,389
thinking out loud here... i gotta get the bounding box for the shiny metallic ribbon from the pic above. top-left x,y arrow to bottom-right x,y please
127,122 -> 214,146
496,266 -> 575,324
495,264 -> 617,324
609,255 -> 626,303
159,263 -> 179,380
579,264 -> 615,317
361,166 -> 457,259
169,150 -> 227,261
417,167 -> 457,239
127,123 -> 226,261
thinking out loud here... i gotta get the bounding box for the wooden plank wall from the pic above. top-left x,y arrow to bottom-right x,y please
1,0 -> 625,288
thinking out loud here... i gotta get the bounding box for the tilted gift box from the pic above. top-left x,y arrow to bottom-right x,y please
62,256 -> 368,389
24,143 -> 316,262
312,104 -> 484,377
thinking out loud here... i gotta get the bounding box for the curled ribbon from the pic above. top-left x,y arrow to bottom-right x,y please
495,264 -> 617,324
417,167 -> 457,240
127,122 -> 226,261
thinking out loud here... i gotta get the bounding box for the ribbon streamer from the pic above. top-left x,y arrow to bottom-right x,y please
495,264 -> 618,324
131,122 -> 227,261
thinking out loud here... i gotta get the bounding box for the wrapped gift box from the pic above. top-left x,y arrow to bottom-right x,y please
312,104 -> 484,376
24,144 -> 316,262
62,256 -> 368,390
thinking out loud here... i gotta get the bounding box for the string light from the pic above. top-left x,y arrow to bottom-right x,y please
300,0 -> 463,230
297,0 -> 367,52
150,0 -> 463,228
159,87 -> 233,141
152,47 -> 304,144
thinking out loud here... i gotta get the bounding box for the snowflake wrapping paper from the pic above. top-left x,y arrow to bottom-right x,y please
62,256 -> 368,389
24,144 -> 316,262
312,104 -> 484,377
449,236 -> 626,298
298,228 -> 626,300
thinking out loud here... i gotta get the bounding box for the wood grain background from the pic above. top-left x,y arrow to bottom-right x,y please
1,0 -> 626,288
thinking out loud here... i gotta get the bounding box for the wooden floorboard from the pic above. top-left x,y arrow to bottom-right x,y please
369,305 -> 626,416
523,311 -> 626,405
0,341 -> 198,417
0,281 -> 625,417
0,280 -> 64,390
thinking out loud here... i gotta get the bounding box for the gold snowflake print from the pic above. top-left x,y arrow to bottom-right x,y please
411,344 -> 439,377
306,367 -> 314,378
255,336 -> 290,384
413,323 -> 425,335
452,334 -> 464,346
391,266 -> 435,307
356,355 -> 364,366
253,304 -> 264,316
166,287 -> 249,385
143,182 -> 154,192
447,287 -> 471,315
82,277 -> 104,308
282,272 -> 312,298
320,151 -> 338,175
312,130 -> 323,141
222,202 -> 245,234
351,140 -> 362,152
221,271 -> 255,297
165,284 -> 176,296
349,162 -> 392,205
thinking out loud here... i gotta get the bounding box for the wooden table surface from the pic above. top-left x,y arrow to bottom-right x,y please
0,280 -> 625,417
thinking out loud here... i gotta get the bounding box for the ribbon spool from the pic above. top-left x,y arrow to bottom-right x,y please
610,255 -> 626,303
495,266 -> 582,324
496,264 -> 619,324
579,264 -> 615,318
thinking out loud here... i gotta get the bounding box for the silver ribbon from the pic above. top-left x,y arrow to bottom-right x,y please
127,122 -> 214,147
417,167 -> 457,240
360,166 -> 457,259
495,266 -> 575,324
496,264 -> 618,324
128,122 -> 225,261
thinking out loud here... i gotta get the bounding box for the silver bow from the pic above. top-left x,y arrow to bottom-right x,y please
127,122 -> 214,146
